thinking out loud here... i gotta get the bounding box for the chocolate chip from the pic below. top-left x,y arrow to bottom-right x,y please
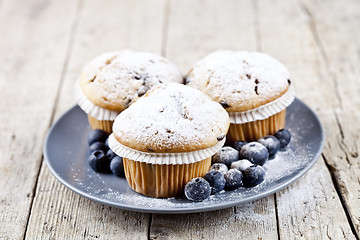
137,86 -> 149,97
255,86 -> 259,95
147,147 -> 154,152
183,78 -> 190,85
255,79 -> 259,84
246,74 -> 251,79
124,97 -> 133,107
220,101 -> 230,109
287,79 -> 291,85
217,134 -> 225,141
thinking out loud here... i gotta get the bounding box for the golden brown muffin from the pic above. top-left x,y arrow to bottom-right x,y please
109,83 -> 230,198
185,50 -> 295,143
77,50 -> 183,133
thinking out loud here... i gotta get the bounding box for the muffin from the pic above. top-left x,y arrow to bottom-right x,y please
185,50 -> 295,144
76,50 -> 183,133
108,83 -> 230,198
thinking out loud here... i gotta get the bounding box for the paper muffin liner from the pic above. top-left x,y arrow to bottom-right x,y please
87,116 -> 114,134
226,109 -> 286,144
229,85 -> 295,124
123,157 -> 211,198
75,83 -> 120,121
108,134 -> 226,165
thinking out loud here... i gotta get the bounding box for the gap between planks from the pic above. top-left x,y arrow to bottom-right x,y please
323,153 -> 360,240
22,0 -> 84,239
298,0 -> 360,238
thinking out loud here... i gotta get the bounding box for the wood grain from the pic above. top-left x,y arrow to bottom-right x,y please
0,0 -> 359,239
25,0 -> 166,239
0,0 -> 78,239
150,196 -> 277,240
150,0 -> 278,239
257,0 -> 358,238
301,0 -> 360,235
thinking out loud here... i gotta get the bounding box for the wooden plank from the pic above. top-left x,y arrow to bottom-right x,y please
0,0 -> 79,239
276,160 -> 355,239
165,0 -> 258,72
257,0 -> 357,238
25,0 -> 166,239
150,196 -> 277,240
150,0 -> 279,239
301,0 -> 360,235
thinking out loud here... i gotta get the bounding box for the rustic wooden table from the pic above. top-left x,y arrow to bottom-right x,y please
1,0 -> 359,239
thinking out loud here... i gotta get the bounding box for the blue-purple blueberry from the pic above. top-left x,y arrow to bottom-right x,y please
203,170 -> 226,194
184,177 -> 211,202
88,150 -> 111,173
105,137 -> 110,148
231,159 -> 254,172
89,141 -> 109,153
258,135 -> 280,159
88,129 -> 108,146
209,163 -> 228,175
212,147 -> 239,168
224,169 -> 243,190
239,142 -> 269,166
274,129 -> 291,149
106,148 -> 117,160
242,165 -> 265,187
110,156 -> 125,177
233,140 -> 248,152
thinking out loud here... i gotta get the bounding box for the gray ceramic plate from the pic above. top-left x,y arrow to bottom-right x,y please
44,98 -> 324,214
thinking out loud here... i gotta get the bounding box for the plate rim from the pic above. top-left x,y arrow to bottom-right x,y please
44,98 -> 325,214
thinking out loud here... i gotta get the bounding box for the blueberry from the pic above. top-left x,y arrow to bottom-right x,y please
106,148 -> 117,160
258,135 -> 280,159
231,159 -> 254,172
209,163 -> 228,175
110,156 -> 125,177
239,142 -> 269,166
89,141 -> 109,152
233,140 -> 248,151
274,129 -> 291,149
88,129 -> 109,146
212,147 -> 239,168
203,171 -> 226,194
88,150 -> 111,173
242,165 -> 265,187
224,169 -> 243,190
105,137 -> 110,148
184,177 -> 211,202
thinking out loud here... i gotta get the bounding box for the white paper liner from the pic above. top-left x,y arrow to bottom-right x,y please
75,83 -> 120,121
108,134 -> 226,165
229,85 -> 295,124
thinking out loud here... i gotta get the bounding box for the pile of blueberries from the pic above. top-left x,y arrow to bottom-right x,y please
184,129 -> 291,202
86,128 -> 291,202
87,129 -> 125,177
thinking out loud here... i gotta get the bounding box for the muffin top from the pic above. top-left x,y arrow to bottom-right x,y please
79,50 -> 183,112
185,50 -> 291,112
112,83 -> 230,153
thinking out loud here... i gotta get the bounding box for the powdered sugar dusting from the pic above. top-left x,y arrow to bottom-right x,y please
69,137 -> 315,211
80,50 -> 183,111
113,83 -> 230,152
60,98 -> 322,213
186,50 -> 290,112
